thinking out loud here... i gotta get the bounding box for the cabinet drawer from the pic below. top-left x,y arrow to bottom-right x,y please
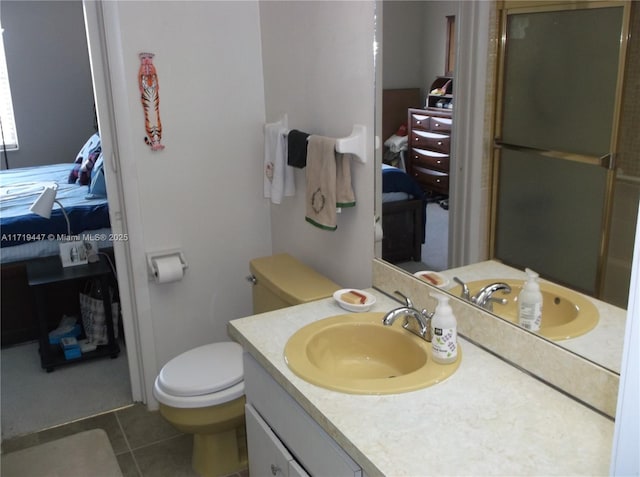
411,130 -> 450,154
430,116 -> 452,133
246,404 -> 310,477
410,113 -> 430,130
412,167 -> 449,194
244,353 -> 362,477
411,147 -> 449,173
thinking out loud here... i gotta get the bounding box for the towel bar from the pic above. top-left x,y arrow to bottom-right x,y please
266,114 -> 367,164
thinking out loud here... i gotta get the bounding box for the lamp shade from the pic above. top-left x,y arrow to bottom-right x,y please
29,186 -> 57,218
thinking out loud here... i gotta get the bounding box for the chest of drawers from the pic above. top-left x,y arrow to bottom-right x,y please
407,108 -> 452,197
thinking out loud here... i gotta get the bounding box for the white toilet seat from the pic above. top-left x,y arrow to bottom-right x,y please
154,378 -> 244,408
153,341 -> 245,408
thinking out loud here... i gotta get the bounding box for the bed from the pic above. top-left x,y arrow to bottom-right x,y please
0,134 -> 114,346
381,88 -> 427,263
1,163 -> 111,263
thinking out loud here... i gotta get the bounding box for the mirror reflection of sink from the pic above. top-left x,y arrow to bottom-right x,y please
450,279 -> 599,341
284,312 -> 460,394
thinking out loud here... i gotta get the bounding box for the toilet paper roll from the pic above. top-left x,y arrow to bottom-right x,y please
153,255 -> 184,283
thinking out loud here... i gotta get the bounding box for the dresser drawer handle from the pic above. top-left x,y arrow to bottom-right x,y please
436,179 -> 441,183
434,123 -> 440,127
437,141 -> 443,146
417,120 -> 422,125
436,160 -> 442,164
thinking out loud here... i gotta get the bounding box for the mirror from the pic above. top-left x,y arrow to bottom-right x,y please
376,1 -> 638,376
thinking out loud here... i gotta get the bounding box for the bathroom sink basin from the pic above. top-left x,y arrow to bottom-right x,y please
450,279 -> 599,340
284,312 -> 460,394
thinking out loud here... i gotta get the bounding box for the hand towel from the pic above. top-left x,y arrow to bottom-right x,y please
305,135 -> 337,230
336,152 -> 356,208
264,122 -> 295,204
287,129 -> 310,168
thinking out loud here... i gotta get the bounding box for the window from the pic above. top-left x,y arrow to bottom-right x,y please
0,26 -> 18,151
445,15 -> 456,76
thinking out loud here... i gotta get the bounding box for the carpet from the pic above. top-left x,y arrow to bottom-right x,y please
1,429 -> 123,477
1,340 -> 132,439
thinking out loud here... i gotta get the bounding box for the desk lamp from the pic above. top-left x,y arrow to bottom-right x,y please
30,185 -> 90,267
29,185 -> 72,236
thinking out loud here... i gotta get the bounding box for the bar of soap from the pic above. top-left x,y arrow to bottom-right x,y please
420,273 -> 442,285
341,290 -> 367,305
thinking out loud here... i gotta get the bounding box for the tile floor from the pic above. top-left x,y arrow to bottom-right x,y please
1,403 -> 249,477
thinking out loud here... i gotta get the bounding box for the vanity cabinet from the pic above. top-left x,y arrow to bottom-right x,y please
408,107 -> 452,197
244,353 -> 363,477
245,405 -> 309,477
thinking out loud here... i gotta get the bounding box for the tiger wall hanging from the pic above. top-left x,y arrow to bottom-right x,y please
138,52 -> 165,151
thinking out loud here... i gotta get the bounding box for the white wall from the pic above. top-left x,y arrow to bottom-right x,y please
610,200 -> 640,475
259,1 -> 376,289
95,1 -> 271,402
382,1 -> 426,90
382,1 -> 457,105
421,1 -> 458,92
2,1 -> 96,169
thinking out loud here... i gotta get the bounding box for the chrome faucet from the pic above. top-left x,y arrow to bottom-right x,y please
472,282 -> 512,311
453,277 -> 511,312
382,291 -> 433,341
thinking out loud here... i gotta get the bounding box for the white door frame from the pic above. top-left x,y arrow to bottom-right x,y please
83,0 -> 158,406
449,0 -> 490,268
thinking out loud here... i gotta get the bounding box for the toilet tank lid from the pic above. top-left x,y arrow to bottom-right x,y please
157,342 -> 243,397
250,253 -> 341,304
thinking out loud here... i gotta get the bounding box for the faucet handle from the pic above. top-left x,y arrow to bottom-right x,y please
393,290 -> 413,308
453,277 -> 470,300
421,308 -> 433,342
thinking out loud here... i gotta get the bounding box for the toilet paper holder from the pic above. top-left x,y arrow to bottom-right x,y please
146,249 -> 188,282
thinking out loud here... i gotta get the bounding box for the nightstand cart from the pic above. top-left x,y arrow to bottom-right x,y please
26,255 -> 120,372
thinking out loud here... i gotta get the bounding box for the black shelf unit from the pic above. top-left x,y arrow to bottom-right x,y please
26,255 -> 120,372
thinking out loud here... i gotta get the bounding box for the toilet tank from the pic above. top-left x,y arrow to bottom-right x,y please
249,253 -> 341,314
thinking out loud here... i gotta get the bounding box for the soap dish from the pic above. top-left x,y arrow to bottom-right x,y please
333,289 -> 376,312
413,271 -> 450,289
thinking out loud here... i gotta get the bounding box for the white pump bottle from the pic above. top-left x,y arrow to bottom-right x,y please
518,268 -> 543,331
430,292 -> 458,364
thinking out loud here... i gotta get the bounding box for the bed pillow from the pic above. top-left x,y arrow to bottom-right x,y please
86,154 -> 107,199
68,132 -> 101,184
78,148 -> 102,185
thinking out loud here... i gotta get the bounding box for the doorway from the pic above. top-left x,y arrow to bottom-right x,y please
0,0 -> 137,440
380,1 -> 457,273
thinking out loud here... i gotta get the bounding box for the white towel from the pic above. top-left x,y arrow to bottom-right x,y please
264,122 -> 295,204
384,134 -> 408,153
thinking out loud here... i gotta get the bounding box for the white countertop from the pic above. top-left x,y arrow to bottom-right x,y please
228,290 -> 614,477
440,260 -> 626,374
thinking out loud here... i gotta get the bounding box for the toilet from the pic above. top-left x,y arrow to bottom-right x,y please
153,253 -> 340,477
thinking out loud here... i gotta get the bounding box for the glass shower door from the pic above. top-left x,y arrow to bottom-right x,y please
493,4 -> 627,296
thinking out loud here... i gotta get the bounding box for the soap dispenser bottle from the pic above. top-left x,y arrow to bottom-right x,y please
430,292 -> 458,364
518,268 -> 543,331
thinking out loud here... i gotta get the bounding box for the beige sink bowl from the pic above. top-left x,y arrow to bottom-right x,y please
450,279 -> 598,340
284,312 -> 460,394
